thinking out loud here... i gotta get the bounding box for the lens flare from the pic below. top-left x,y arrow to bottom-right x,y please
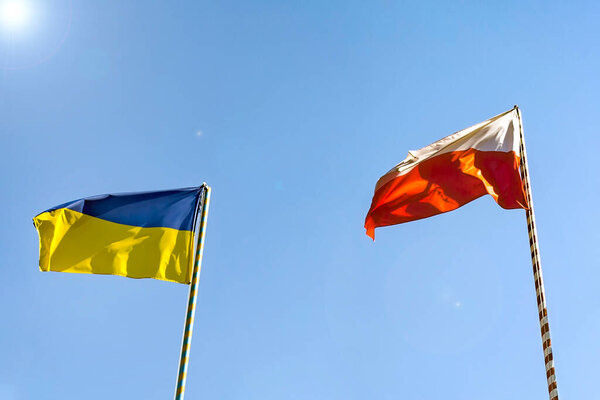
0,1 -> 31,31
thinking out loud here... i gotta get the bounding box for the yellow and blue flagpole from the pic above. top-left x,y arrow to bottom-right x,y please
174,183 -> 211,400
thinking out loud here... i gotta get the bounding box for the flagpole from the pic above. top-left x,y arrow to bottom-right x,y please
174,184 -> 211,400
516,107 -> 559,400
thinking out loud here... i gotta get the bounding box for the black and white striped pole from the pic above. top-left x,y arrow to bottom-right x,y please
516,106 -> 559,400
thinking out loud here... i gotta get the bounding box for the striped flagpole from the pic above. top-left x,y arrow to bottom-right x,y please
174,184 -> 211,400
516,107 -> 559,400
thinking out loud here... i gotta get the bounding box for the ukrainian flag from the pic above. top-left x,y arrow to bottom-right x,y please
33,187 -> 204,284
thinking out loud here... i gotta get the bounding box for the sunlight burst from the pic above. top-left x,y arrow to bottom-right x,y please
0,1 -> 31,31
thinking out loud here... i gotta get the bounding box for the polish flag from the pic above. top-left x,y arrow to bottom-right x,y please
365,108 -> 528,239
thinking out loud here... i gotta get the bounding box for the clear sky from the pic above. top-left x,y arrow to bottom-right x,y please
1,1 -> 599,399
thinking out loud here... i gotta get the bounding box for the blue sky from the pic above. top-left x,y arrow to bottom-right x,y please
1,1 -> 599,399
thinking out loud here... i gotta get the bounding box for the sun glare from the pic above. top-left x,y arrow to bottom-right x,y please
0,1 -> 31,31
